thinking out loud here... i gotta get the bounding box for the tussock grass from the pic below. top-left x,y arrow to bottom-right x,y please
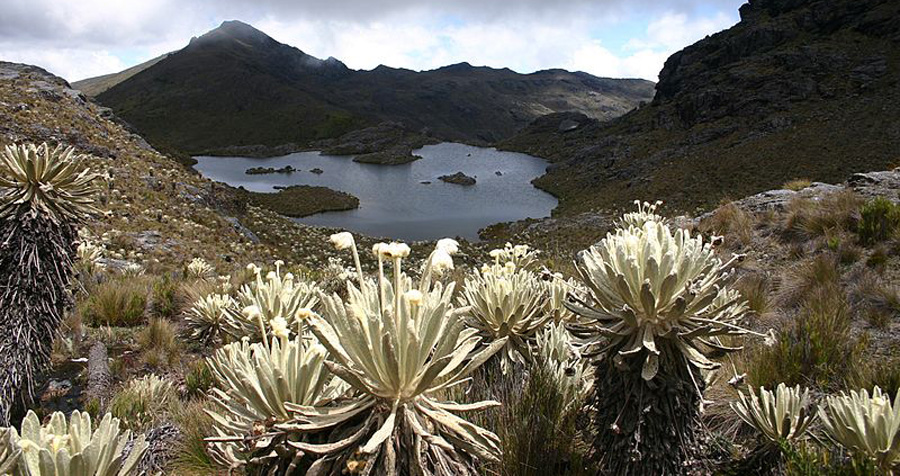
137,317 -> 181,369
735,272 -> 773,318
455,361 -> 588,476
109,375 -> 177,431
699,202 -> 755,249
170,399 -> 218,475
848,269 -> 900,328
777,253 -> 841,308
746,287 -> 863,391
783,191 -> 862,240
79,276 -> 149,327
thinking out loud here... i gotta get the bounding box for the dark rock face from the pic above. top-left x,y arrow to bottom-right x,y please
500,0 -> 900,215
439,172 -> 476,186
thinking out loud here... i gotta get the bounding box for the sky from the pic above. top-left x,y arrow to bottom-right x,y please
0,0 -> 744,83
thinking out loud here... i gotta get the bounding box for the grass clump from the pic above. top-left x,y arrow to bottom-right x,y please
137,317 -> 181,369
150,275 -> 179,318
183,360 -> 214,398
857,196 -> 900,245
782,178 -> 812,191
747,288 -> 864,391
699,202 -> 755,248
79,276 -> 148,327
109,374 -> 176,431
783,191 -> 862,240
777,253 -> 841,308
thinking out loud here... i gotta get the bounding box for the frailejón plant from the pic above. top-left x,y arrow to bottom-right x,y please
279,235 -> 506,475
731,383 -> 816,444
567,216 -> 750,474
460,262 -> 551,370
5,410 -> 147,476
186,257 -> 215,280
185,293 -> 235,345
0,143 -> 99,424
223,262 -> 319,341
617,200 -> 665,229
0,428 -> 19,474
205,334 -> 343,472
818,386 -> 900,473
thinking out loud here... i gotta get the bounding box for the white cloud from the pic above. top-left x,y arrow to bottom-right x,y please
0,1 -> 742,82
0,45 -> 129,82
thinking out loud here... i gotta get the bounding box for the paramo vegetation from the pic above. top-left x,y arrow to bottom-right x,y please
0,143 -> 899,476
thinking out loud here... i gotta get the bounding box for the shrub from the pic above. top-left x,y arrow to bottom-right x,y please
857,197 -> 900,245
185,293 -> 235,345
460,262 -> 551,370
280,237 -> 506,475
137,317 -> 180,369
205,335 -> 343,470
731,383 -> 816,445
0,143 -> 100,423
80,277 -> 148,327
150,275 -> 179,318
184,360 -> 215,398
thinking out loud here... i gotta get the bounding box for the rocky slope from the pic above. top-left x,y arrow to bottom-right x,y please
501,0 -> 900,216
88,21 -> 655,156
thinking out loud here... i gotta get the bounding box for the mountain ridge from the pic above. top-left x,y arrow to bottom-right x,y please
89,20 -> 655,156
500,0 -> 900,216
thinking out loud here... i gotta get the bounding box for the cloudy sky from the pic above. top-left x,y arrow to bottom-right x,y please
0,0 -> 744,83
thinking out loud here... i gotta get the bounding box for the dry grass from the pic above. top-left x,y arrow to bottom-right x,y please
79,276 -> 149,327
848,269 -> 900,328
777,253 -> 841,308
137,317 -> 181,369
734,272 -> 773,318
782,178 -> 812,191
782,190 -> 863,240
699,202 -> 755,249
745,286 -> 864,391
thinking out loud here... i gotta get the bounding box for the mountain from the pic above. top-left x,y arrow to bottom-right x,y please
501,0 -> 900,215
72,53 -> 171,97
90,20 -> 655,155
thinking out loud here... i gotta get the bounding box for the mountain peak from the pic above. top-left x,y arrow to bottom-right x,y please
192,20 -> 274,47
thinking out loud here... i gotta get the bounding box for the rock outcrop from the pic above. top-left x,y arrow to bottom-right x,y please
501,0 -> 900,216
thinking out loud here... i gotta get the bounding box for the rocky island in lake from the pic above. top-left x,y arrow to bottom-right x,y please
439,171 -> 476,186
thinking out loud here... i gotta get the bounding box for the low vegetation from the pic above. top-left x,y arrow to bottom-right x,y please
1,138 -> 899,476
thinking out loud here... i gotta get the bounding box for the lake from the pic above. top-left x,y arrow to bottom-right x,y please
193,142 -> 557,241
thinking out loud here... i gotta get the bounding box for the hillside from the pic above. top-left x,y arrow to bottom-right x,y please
72,53 -> 171,97
501,0 -> 900,216
90,20 -> 655,155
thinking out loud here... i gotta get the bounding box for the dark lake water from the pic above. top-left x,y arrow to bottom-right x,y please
193,143 -> 557,241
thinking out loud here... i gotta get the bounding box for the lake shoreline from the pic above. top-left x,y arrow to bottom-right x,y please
193,143 -> 557,241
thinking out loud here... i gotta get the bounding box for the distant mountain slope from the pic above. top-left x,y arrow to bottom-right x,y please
72,53 -> 171,97
92,20 -> 655,155
501,0 -> 900,215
